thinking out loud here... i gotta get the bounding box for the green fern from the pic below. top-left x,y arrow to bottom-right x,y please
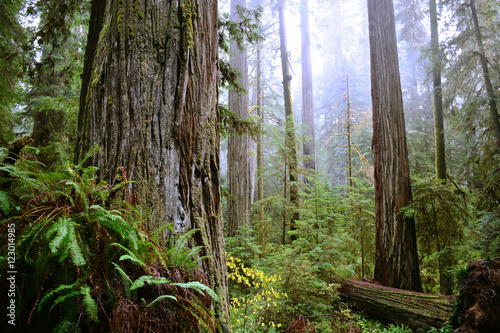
172,281 -> 219,302
111,262 -> 133,299
50,319 -> 73,333
38,280 -> 80,313
46,217 -> 86,266
112,242 -> 146,267
167,228 -> 207,268
0,190 -> 10,215
146,294 -> 178,307
91,205 -> 138,249
80,286 -> 99,322
130,275 -> 170,291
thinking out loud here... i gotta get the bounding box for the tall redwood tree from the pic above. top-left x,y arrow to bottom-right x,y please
368,0 -> 422,292
227,0 -> 252,237
75,0 -> 231,330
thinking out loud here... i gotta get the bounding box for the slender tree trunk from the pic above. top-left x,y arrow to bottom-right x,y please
333,0 -> 343,74
429,0 -> 446,182
368,0 -> 422,292
300,0 -> 316,176
429,0 -> 452,295
346,75 -> 353,189
256,43 -> 265,235
74,1 -> 231,330
470,0 -> 500,148
279,0 -> 300,242
227,0 -> 252,237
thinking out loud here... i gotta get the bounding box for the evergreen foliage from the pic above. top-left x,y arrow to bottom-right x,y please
0,148 -> 219,332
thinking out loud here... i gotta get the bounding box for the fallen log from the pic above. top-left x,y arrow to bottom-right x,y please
339,279 -> 456,331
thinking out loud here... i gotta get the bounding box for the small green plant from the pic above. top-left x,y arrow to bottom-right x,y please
0,148 -> 219,332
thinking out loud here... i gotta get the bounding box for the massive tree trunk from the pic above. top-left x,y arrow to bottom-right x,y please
227,0 -> 252,237
74,0 -> 231,331
470,0 -> 500,148
300,0 -> 316,174
279,0 -> 300,242
368,0 -> 422,291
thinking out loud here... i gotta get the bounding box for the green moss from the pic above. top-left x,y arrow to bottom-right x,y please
117,14 -> 123,34
138,11 -> 144,20
108,96 -> 113,106
130,25 -> 134,38
179,1 -> 196,50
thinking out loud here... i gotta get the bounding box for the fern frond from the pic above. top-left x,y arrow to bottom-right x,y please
66,220 -> 86,266
65,181 -> 88,210
47,218 -> 70,254
172,281 -> 219,302
50,319 -> 73,333
111,243 -> 146,268
146,294 -> 178,307
130,276 -> 170,291
92,206 -> 138,249
172,228 -> 200,248
46,217 -> 86,266
80,286 -> 99,322
119,255 -> 146,267
0,190 -> 10,215
111,262 -> 132,299
38,280 -> 79,313
50,290 -> 81,312
140,240 -> 166,267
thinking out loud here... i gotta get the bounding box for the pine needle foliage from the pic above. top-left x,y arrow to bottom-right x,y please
0,148 -> 219,332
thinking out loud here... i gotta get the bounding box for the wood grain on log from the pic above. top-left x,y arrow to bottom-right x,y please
339,279 -> 455,331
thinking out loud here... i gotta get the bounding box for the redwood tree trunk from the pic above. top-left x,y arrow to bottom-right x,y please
74,0 -> 231,331
368,0 -> 422,291
429,0 -> 446,183
300,0 -> 316,174
256,42 -> 265,225
279,0 -> 300,242
227,0 -> 252,237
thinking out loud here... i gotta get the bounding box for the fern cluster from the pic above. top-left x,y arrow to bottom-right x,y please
0,147 -> 219,333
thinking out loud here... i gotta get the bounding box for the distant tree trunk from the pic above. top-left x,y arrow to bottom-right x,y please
227,0 -> 252,237
429,0 -> 452,295
470,0 -> 500,148
429,0 -> 446,183
256,43 -> 265,225
279,0 -> 299,242
368,0 -> 422,292
332,0 -> 343,74
346,75 -> 353,189
74,0 -> 231,331
300,0 -> 316,176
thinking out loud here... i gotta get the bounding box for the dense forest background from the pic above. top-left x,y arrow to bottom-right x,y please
0,0 -> 499,332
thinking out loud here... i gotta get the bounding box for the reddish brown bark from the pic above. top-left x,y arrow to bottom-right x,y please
368,0 -> 422,291
75,0 -> 230,330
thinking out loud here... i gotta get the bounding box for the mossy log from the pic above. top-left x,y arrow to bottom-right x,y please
339,279 -> 456,331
